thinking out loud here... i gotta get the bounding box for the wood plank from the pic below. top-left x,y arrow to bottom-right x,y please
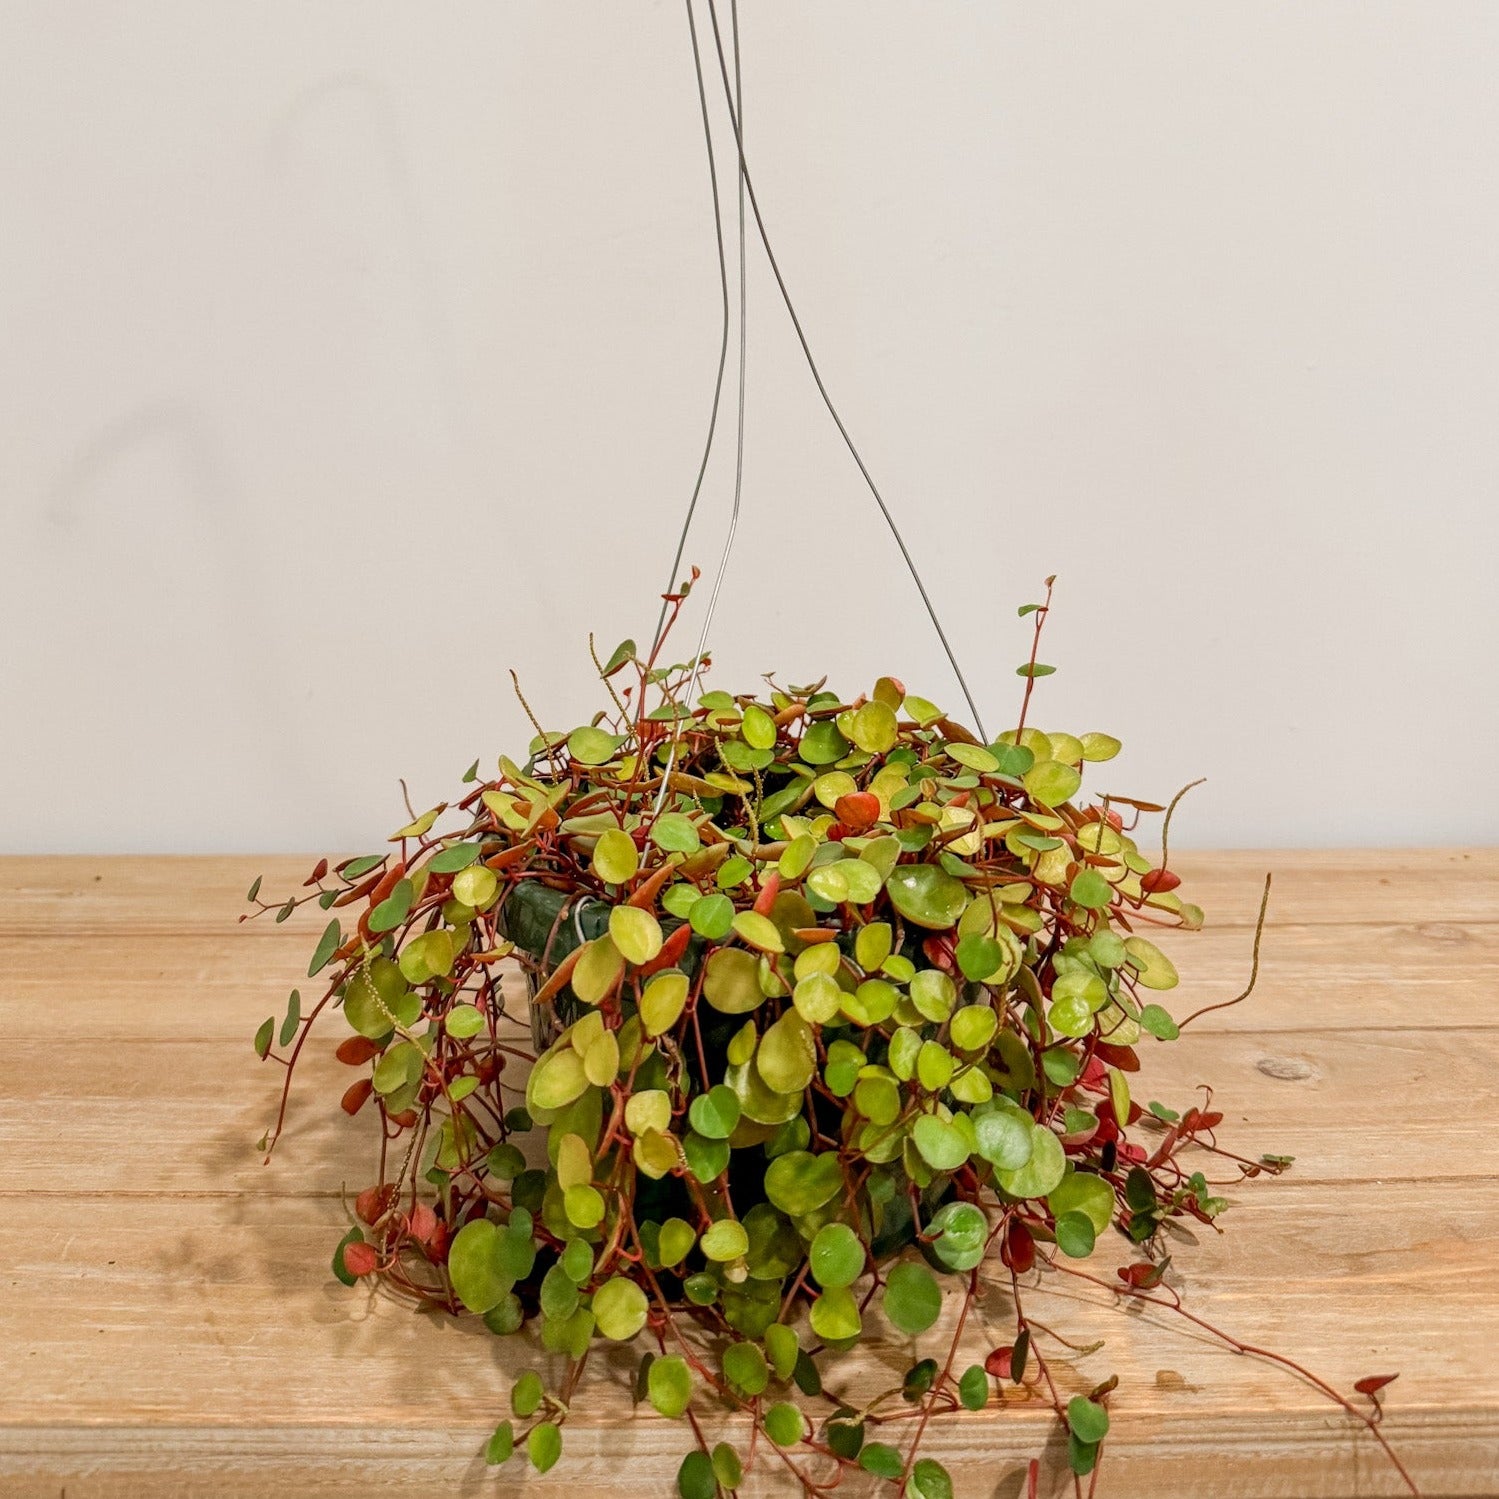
3,1028 -> 1492,1200
1,849 -> 1495,934
0,1185 -> 1492,1497
3,853 -> 1496,1498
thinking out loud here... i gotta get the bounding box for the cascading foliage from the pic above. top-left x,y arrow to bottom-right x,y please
250,583 -> 1303,1499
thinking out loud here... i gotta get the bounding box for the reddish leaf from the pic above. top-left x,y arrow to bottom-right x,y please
1094,1042 -> 1139,1072
340,1079 -> 373,1116
1079,1056 -> 1109,1089
921,936 -> 957,972
984,1345 -> 1014,1380
367,861 -> 407,909
640,921 -> 693,976
1001,1217 -> 1035,1274
752,870 -> 782,916
355,1185 -> 396,1224
1355,1374 -> 1399,1397
1118,1261 -> 1168,1290
342,1241 -> 379,1277
833,792 -> 880,832
408,1203 -> 438,1245
336,1036 -> 382,1067
1141,868 -> 1181,894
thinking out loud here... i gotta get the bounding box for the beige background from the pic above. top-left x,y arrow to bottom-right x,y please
3,2 -> 1495,853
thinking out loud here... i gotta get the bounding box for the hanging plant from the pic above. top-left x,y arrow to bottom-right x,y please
248,579 -> 1416,1498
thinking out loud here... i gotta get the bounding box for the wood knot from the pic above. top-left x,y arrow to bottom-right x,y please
1413,922 -> 1470,944
1256,1056 -> 1315,1081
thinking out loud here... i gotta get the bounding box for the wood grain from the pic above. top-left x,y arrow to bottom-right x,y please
0,852 -> 1495,1498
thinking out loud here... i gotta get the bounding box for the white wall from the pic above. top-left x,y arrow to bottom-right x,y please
3,2 -> 1496,854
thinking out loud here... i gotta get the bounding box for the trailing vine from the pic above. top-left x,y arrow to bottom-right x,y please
250,580 -> 1416,1497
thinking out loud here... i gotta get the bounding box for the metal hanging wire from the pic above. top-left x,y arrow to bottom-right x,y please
655,0 -> 987,798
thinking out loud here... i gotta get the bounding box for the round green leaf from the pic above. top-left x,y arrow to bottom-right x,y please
764,1322 -> 799,1379
712,1445 -> 744,1490
527,1046 -> 590,1113
688,1084 -> 741,1140
847,701 -> 898,754
1125,936 -> 1180,990
764,1401 -> 805,1447
809,1286 -> 862,1341
640,970 -> 689,1037
511,1368 -> 544,1417
658,1217 -> 696,1267
886,865 -> 968,930
648,1354 -> 693,1418
793,971 -> 842,1025
448,1219 -> 508,1314
485,1420 -> 514,1465
860,1442 -> 905,1479
912,1115 -> 968,1172
958,1364 -> 989,1411
677,1450 -> 714,1499
883,1261 -> 942,1335
1068,1395 -> 1110,1445
369,878 -> 413,934
1139,1002 -> 1180,1040
683,1130 -> 731,1182
778,834 -> 817,881
947,742 -> 999,774
926,1201 -> 988,1272
650,812 -> 701,854
764,1151 -> 843,1217
568,726 -> 621,766
527,1421 -> 562,1473
854,1072 -> 901,1126
756,1010 -> 817,1095
950,1004 -> 998,1052
1055,1210 -> 1097,1258
1049,993 -> 1096,1038
592,829 -> 639,885
1069,868 -> 1113,911
452,864 -> 498,910
910,968 -> 957,1023
571,935 -> 624,1005
609,906 -> 664,966
1023,760 -> 1082,808
701,1219 -> 750,1262
723,1340 -> 769,1395
563,1183 -> 604,1229
1049,1170 -> 1116,1235
593,1276 -> 648,1340
446,1002 -> 485,1039
997,1124 -> 1067,1200
973,1104 -> 1034,1171
809,1223 -> 865,1290
560,1238 -> 593,1283
689,892 -> 735,940
741,703 -> 778,749
702,947 -> 765,1014
799,721 -> 849,766
732,909 -> 784,953
910,1458 -> 955,1499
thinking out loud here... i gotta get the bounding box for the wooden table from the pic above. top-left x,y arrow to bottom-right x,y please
2,851 -> 1495,1497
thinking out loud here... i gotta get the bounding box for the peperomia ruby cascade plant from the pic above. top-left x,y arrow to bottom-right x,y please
251,578 -> 1417,1498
